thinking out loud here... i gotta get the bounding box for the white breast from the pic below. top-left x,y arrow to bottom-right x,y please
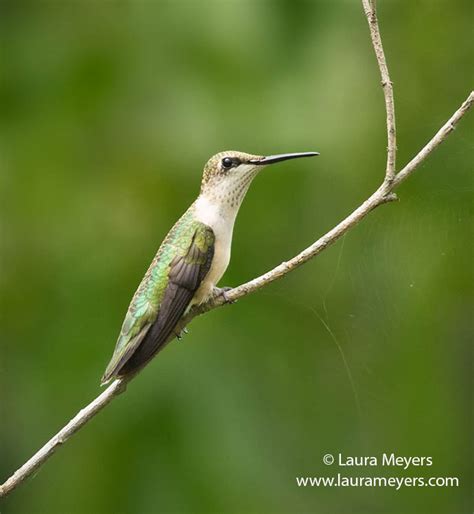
192,194 -> 238,304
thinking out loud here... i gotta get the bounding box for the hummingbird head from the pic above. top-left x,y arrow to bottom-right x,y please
199,150 -> 319,209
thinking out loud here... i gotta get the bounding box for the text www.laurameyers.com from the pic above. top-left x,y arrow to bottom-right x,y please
296,453 -> 459,490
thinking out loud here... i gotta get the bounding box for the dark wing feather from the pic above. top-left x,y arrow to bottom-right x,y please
117,225 -> 215,377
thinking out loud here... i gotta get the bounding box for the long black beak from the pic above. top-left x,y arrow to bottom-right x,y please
249,151 -> 319,165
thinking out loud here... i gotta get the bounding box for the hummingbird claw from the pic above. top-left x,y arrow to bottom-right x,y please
174,326 -> 189,341
213,286 -> 236,304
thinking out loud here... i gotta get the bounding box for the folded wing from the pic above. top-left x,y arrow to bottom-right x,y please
101,222 -> 215,383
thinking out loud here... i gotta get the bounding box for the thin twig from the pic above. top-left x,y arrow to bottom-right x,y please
393,91 -> 474,187
1,6 -> 472,501
362,0 -> 397,182
0,379 -> 128,498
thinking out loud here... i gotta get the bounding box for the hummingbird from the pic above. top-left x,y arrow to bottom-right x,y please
101,150 -> 319,384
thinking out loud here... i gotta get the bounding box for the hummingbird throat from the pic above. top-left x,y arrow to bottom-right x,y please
199,164 -> 259,217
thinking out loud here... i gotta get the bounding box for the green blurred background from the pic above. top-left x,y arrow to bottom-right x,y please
1,1 -> 473,513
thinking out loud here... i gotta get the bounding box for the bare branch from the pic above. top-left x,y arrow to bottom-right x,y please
393,91 -> 474,187
0,378 -> 128,498
1,1 -> 472,500
362,0 -> 397,182
182,185 -> 397,321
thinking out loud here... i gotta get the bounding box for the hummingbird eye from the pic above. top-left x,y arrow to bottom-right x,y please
221,157 -> 233,169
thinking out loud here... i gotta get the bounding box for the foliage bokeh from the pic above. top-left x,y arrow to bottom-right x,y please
1,1 -> 472,513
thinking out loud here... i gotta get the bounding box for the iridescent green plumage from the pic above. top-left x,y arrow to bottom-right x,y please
101,203 -> 215,384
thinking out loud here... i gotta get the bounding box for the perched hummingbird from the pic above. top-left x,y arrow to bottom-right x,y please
101,150 -> 319,384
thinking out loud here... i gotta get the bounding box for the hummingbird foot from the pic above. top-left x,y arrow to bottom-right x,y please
174,327 -> 189,341
212,286 -> 236,304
